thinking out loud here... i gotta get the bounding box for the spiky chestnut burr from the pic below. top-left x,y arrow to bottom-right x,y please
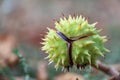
41,15 -> 109,71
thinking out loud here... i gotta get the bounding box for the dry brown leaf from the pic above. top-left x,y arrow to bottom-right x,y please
0,34 -> 18,67
37,61 -> 48,80
54,72 -> 84,80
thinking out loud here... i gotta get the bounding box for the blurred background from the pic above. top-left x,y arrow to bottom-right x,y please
0,0 -> 120,80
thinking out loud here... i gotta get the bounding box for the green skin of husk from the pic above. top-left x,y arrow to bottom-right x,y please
42,15 -> 109,70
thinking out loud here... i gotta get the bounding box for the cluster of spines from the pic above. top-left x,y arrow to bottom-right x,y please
41,15 -> 109,71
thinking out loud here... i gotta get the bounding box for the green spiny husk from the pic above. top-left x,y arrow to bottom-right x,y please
41,15 -> 109,71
